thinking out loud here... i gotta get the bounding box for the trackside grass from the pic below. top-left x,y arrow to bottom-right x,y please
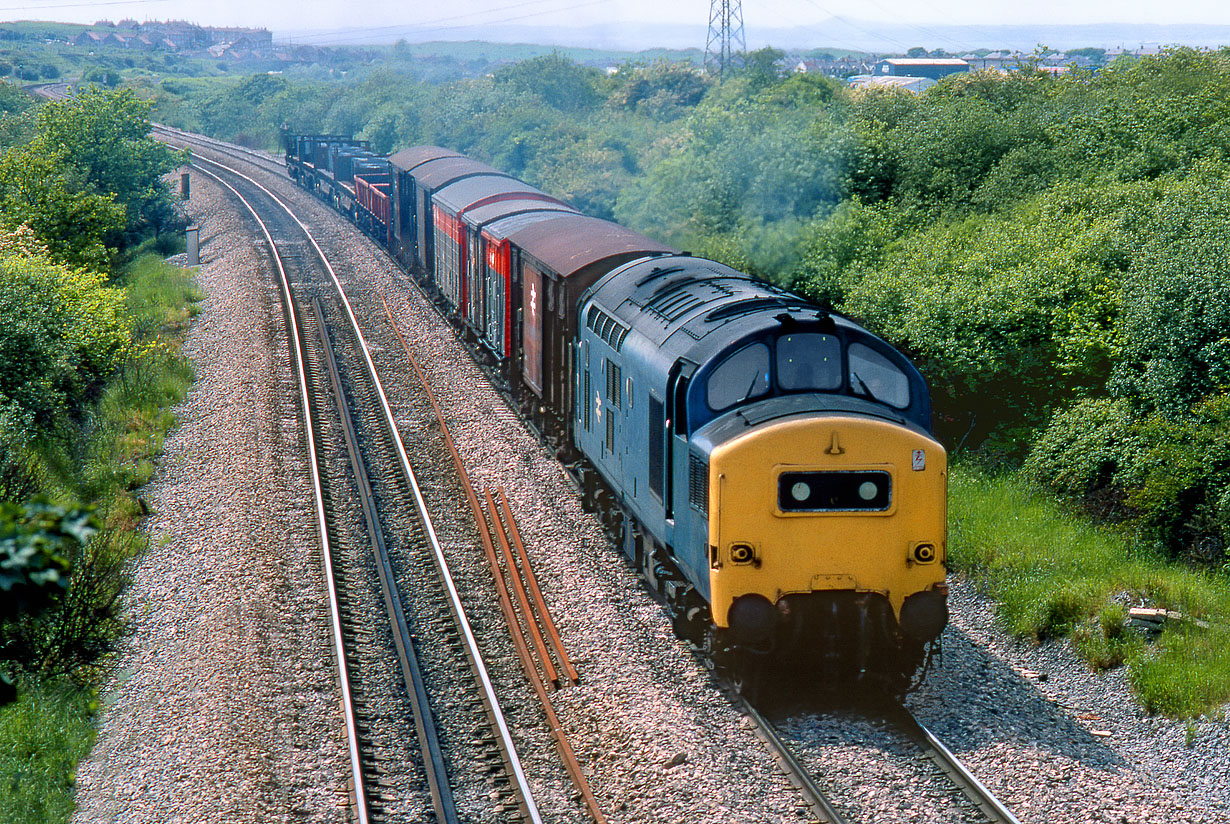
949,465 -> 1230,718
0,252 -> 199,824
0,681 -> 97,824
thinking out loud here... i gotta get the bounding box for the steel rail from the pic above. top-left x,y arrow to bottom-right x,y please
187,163 -> 371,824
378,295 -> 610,824
733,694 -> 851,824
888,704 -> 1022,824
153,123 -> 285,170
483,487 -> 561,688
309,298 -> 459,824
185,150 -> 545,824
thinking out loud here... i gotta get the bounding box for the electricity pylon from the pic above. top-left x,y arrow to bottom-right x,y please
704,0 -> 746,79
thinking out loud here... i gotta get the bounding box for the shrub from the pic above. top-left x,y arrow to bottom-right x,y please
0,234 -> 132,447
1024,397 -> 1143,497
1128,393 -> 1230,565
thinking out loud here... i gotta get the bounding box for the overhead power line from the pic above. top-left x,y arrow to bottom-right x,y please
272,0 -> 609,47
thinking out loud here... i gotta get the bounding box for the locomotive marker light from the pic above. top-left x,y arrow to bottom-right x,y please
730,543 -> 756,564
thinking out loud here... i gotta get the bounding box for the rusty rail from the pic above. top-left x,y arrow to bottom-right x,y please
496,486 -> 580,686
378,293 -> 608,824
483,487 -> 561,687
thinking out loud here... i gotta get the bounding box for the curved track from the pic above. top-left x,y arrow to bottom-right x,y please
176,123 -> 1021,824
184,148 -> 545,824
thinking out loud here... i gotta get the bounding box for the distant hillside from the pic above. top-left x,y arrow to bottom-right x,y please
278,19 -> 1230,53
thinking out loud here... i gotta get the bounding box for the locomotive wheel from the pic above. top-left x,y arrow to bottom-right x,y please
730,649 -> 768,704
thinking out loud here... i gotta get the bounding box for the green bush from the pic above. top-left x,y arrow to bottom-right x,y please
1024,397 -> 1142,496
0,231 -> 132,445
1128,394 -> 1230,565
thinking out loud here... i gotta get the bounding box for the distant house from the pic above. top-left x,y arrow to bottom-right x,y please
72,32 -> 105,48
874,57 -> 969,79
849,75 -> 936,94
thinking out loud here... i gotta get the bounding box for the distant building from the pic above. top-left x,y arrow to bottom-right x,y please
874,57 -> 970,79
849,75 -> 936,94
69,20 -> 272,56
789,55 -> 876,78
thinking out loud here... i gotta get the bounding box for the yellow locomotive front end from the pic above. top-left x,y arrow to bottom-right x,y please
707,413 -> 948,675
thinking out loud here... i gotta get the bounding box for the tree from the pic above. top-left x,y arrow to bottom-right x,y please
0,149 -> 126,268
740,47 -> 786,90
28,88 -> 185,239
493,53 -> 602,112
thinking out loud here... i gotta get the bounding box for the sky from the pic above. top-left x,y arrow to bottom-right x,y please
6,0 -> 1230,41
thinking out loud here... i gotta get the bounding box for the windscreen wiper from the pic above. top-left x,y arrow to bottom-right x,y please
850,371 -> 881,404
739,369 -> 764,404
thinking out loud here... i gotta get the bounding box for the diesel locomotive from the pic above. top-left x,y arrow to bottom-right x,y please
284,134 -> 949,684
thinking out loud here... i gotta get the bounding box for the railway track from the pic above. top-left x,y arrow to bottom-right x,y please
181,149 -> 549,823
175,128 -> 1022,824
740,689 -> 1022,824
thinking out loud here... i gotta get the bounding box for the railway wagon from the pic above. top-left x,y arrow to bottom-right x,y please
354,172 -> 392,246
497,212 -> 673,442
389,153 -> 511,282
429,174 -> 569,334
462,199 -> 579,363
574,256 -> 948,678
284,134 -> 384,218
386,146 -> 463,268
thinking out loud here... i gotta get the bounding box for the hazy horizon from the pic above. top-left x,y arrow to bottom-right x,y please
9,1 -> 1230,53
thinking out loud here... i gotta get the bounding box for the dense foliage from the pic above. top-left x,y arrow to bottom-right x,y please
144,49 -> 1230,568
0,83 -> 189,703
793,53 -> 1230,569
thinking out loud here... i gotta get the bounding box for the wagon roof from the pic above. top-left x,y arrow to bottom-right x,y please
468,199 -> 577,231
479,205 -> 579,239
387,145 -> 463,172
507,213 -> 675,278
408,156 -> 513,191
434,175 -> 566,216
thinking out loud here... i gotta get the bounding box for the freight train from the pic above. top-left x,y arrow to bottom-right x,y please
284,134 -> 949,687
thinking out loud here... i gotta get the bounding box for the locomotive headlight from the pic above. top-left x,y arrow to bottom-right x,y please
778,470 -> 891,512
910,543 -> 937,564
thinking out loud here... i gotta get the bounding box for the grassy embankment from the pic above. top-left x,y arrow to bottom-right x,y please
950,464 -> 1230,718
0,249 -> 200,824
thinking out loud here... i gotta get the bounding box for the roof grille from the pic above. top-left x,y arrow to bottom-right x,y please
586,304 -> 630,352
643,279 -> 735,323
